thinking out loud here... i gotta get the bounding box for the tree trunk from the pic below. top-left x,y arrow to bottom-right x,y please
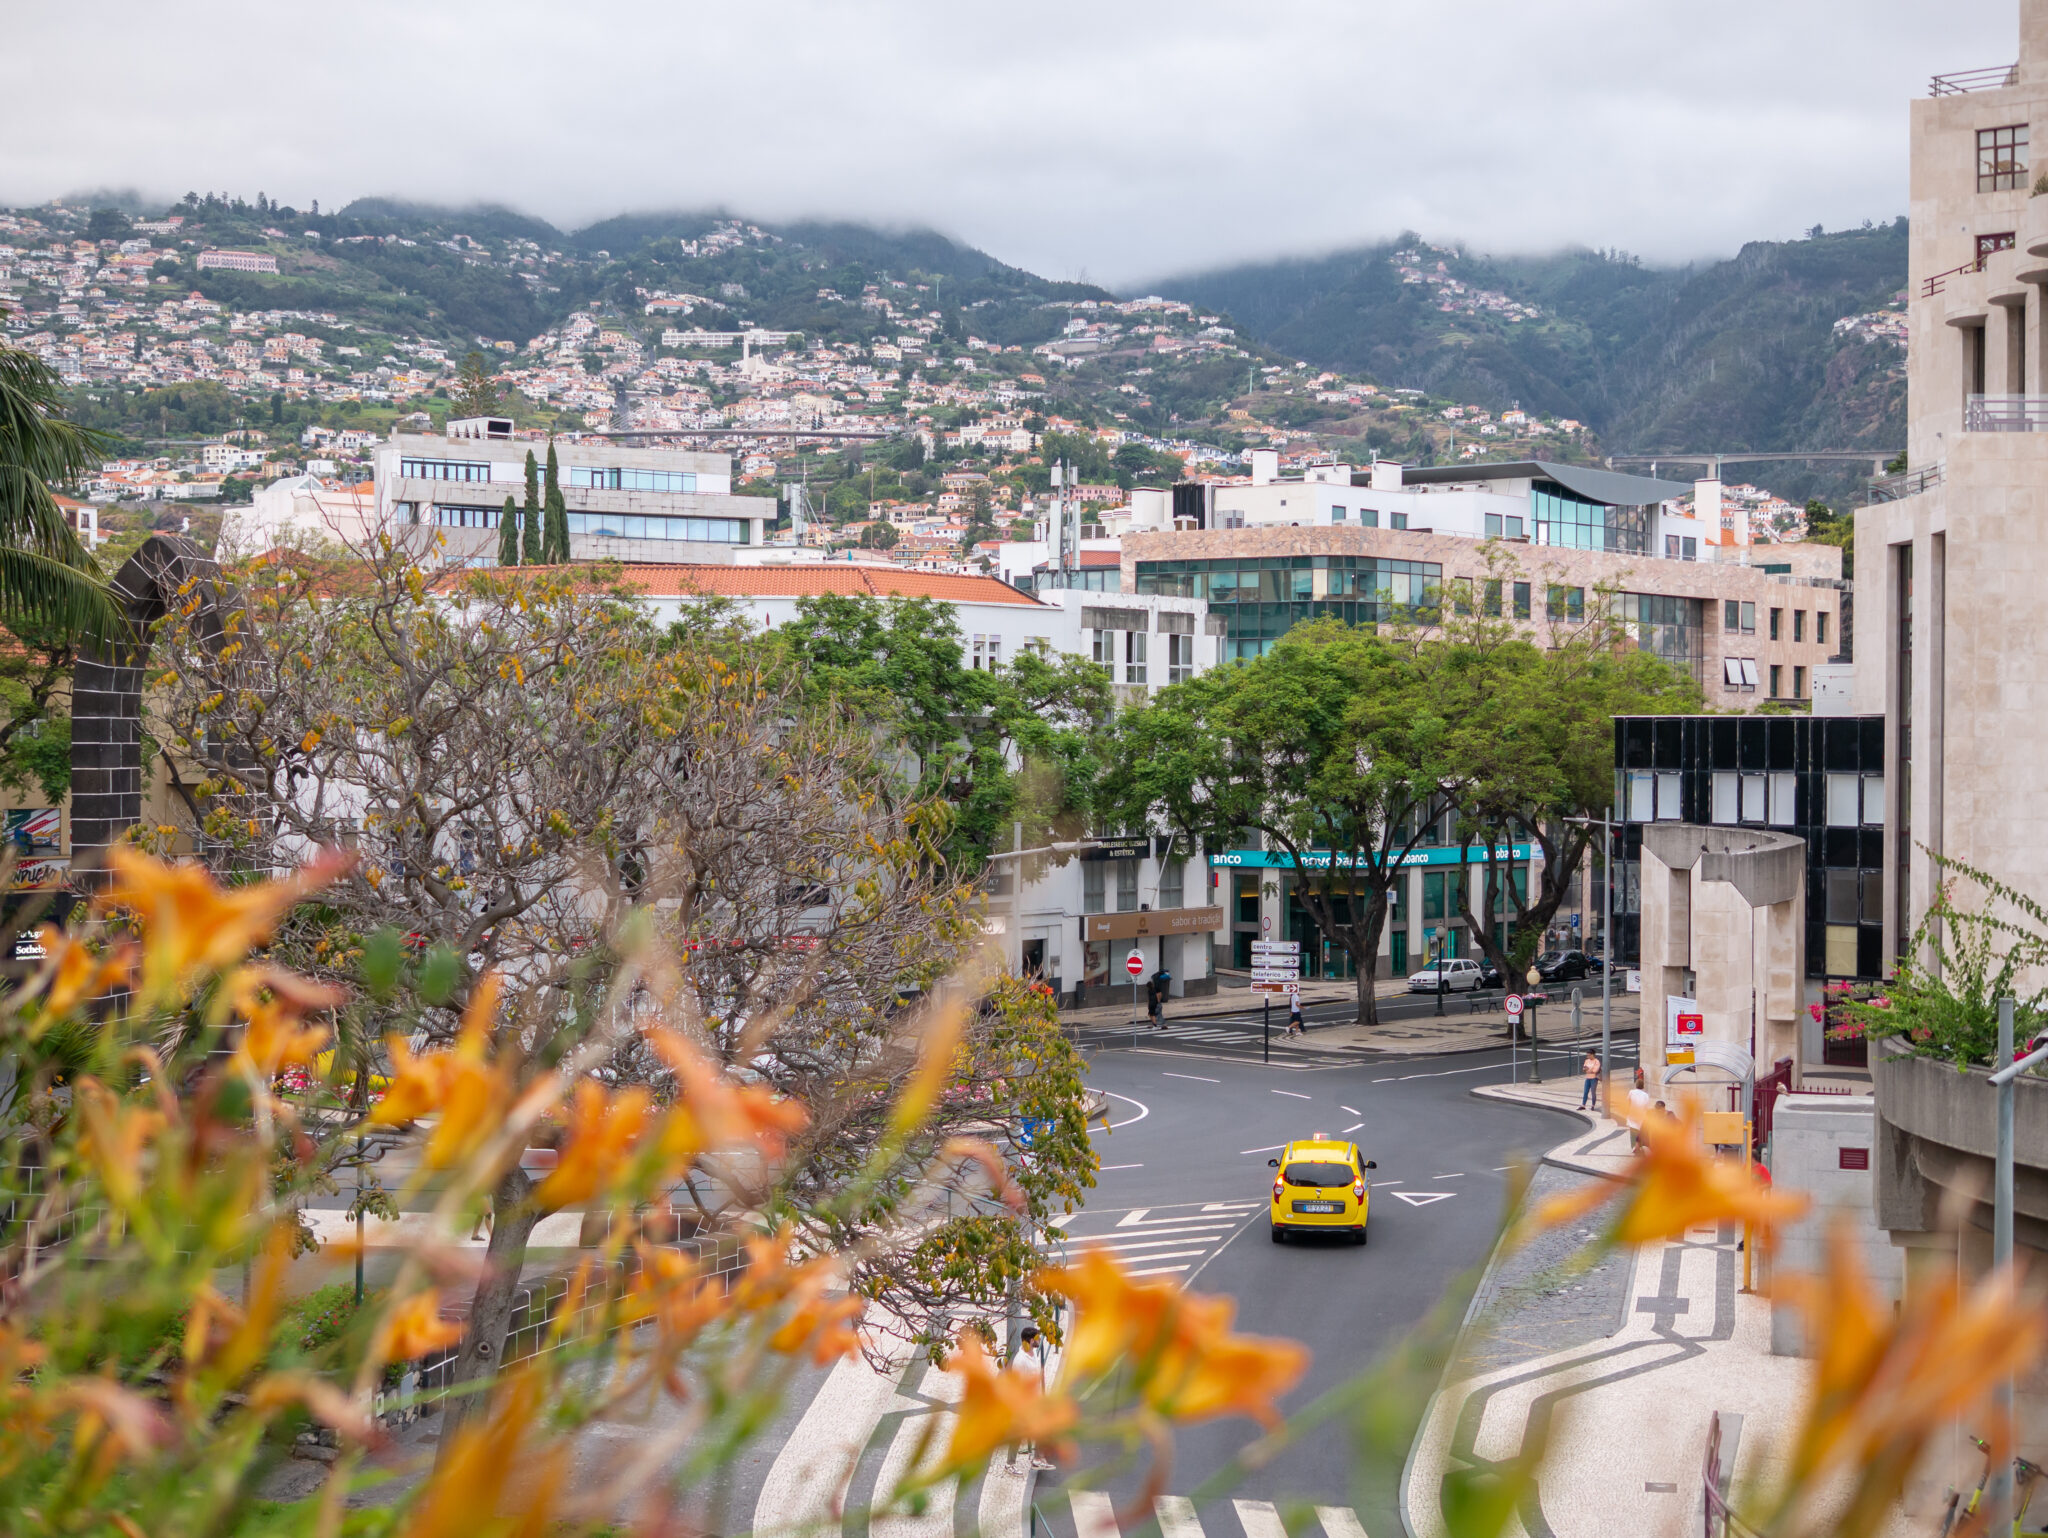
1347,896 -> 1389,1026
435,1165 -> 542,1461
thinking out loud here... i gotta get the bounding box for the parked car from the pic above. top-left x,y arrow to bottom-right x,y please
1407,958 -> 1484,993
1532,949 -> 1601,983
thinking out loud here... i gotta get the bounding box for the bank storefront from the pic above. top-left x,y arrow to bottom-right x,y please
1208,844 -> 1534,978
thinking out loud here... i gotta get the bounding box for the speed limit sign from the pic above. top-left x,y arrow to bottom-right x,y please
1504,994 -> 1525,1020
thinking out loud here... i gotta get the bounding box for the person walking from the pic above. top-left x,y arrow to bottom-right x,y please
1286,996 -> 1304,1037
1148,969 -> 1171,1030
1579,1049 -> 1602,1110
1627,1067 -> 1653,1153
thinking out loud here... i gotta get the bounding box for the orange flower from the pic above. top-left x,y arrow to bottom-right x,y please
532,1081 -> 653,1210
622,1245 -> 729,1345
374,1289 -> 465,1364
732,1229 -> 865,1365
73,1078 -> 167,1214
399,1368 -> 565,1538
368,974 -> 520,1170
27,927 -> 135,1021
890,994 -> 969,1136
1038,1250 -> 1308,1428
942,1330 -> 1077,1470
644,1027 -> 807,1166
101,845 -> 350,1006
1762,1226 -> 2048,1536
1529,1102 -> 1809,1247
227,964 -> 342,1076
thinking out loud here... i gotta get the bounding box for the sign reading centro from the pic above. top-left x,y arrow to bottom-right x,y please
1208,844 -> 1532,871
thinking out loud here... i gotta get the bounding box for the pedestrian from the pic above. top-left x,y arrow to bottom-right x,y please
1579,1049 -> 1602,1111
1287,996 -> 1304,1037
1148,969 -> 1170,1030
1627,1067 -> 1653,1154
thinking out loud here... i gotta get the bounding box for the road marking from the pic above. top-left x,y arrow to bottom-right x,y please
1318,1506 -> 1370,1538
1340,1121 -> 1363,1133
1071,1490 -> 1120,1538
1271,1090 -> 1312,1100
1098,1163 -> 1144,1170
1431,1172 -> 1465,1179
1156,1497 -> 1204,1538
1340,1104 -> 1360,1114
1115,1209 -> 1151,1227
1240,1144 -> 1286,1155
1390,1191 -> 1456,1207
1235,1499 -> 1289,1538
1127,1264 -> 1192,1277
1074,1246 -> 1212,1263
1094,1090 -> 1151,1128
1162,1072 -> 1221,1083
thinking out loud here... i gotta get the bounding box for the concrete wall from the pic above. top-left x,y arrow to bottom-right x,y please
1769,1095 -> 1903,1355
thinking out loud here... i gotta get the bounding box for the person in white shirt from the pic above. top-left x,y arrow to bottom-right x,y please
1627,1067 -> 1653,1153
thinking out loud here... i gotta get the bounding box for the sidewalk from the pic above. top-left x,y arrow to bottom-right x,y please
1401,1074 -> 1909,1538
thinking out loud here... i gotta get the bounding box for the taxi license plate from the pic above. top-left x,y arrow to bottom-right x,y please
1292,1201 -> 1341,1214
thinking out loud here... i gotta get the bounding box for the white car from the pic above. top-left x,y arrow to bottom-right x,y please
1408,958 -> 1483,993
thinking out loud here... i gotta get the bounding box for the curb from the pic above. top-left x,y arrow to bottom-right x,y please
1397,1090 -> 1612,1538
1468,1086 -> 1632,1181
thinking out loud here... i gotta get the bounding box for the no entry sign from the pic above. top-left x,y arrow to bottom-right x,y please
1126,949 -> 1145,977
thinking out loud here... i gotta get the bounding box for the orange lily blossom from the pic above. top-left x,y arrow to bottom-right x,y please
28,926 -> 135,1022
1038,1250 -> 1308,1428
888,993 -> 970,1137
532,1081 -> 654,1210
398,1368 -> 564,1538
368,974 -> 526,1170
374,1289 -> 465,1365
1762,1226 -> 2048,1537
941,1330 -> 1077,1470
644,1026 -> 807,1162
732,1229 -> 865,1364
227,964 -> 343,1076
1530,1102 -> 1809,1246
623,1244 -> 730,1346
101,845 -> 351,1006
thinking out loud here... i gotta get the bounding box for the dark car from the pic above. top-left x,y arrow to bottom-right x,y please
1532,949 -> 1599,982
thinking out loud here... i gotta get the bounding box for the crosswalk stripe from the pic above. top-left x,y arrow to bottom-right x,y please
872,1364 -> 959,1538
1233,1499 -> 1288,1538
753,1345 -> 906,1538
1156,1495 -> 1204,1538
1126,1264 -> 1190,1276
1072,1241 -> 1217,1257
1317,1506 -> 1369,1538
1071,1490 -> 1121,1538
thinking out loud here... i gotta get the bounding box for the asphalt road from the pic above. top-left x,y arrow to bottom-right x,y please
1035,1040 -> 1603,1538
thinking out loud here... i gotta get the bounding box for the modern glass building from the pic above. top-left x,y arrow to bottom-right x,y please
1134,554 -> 1443,660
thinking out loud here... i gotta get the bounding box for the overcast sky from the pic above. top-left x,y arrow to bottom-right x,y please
2,1 -> 2021,287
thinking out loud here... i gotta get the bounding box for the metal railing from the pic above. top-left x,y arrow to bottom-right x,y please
1931,64 -> 2019,95
1867,462 -> 1943,502
1922,254 -> 1988,297
1966,394 -> 2048,432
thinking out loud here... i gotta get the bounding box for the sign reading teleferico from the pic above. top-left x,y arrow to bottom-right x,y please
1079,906 -> 1226,941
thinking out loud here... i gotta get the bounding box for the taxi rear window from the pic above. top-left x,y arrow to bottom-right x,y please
1282,1159 -> 1353,1187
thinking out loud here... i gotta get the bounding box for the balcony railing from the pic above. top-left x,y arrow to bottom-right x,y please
1867,463 -> 1943,503
1931,63 -> 2018,95
1966,393 -> 2048,431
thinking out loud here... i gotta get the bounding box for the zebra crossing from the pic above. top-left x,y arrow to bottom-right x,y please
1062,1493 -> 1372,1538
1046,1200 -> 1264,1281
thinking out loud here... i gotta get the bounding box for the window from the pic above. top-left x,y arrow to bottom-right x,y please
1506,515 -> 1524,538
1656,772 -> 1681,821
1666,534 -> 1681,558
1769,608 -> 1782,640
431,504 -> 503,527
1827,869 -> 1886,924
1512,581 -> 1531,619
567,466 -> 698,493
1125,631 -> 1147,686
1816,611 -> 1830,645
1741,773 -> 1766,823
1083,862 -> 1105,913
1159,859 -> 1184,909
971,634 -> 985,670
1793,610 -> 1806,643
1332,506 -> 1347,522
1116,858 -> 1139,912
1977,231 -> 2018,261
1769,664 -> 1782,698
1167,632 -> 1194,683
564,512 -> 748,542
1793,665 -> 1805,698
1978,125 -> 2028,192
1862,773 -> 1885,826
987,635 -> 1001,668
1485,512 -> 1524,539
1360,508 -> 1379,528
1626,770 -> 1655,823
1721,657 -> 1759,692
1711,772 -> 1738,823
1769,771 -> 1796,826
1389,512 -> 1408,530
1485,513 -> 1501,539
1483,579 -> 1503,617
400,456 -> 493,482
1451,577 -> 1473,616
1092,630 -> 1113,666
1683,537 -> 1697,560
1545,584 -> 1584,622
1826,772 -> 1885,828
1722,600 -> 1757,633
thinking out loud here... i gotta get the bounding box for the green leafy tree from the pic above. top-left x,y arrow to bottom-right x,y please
543,441 -> 569,562
521,449 -> 543,563
960,483 -> 999,556
0,339 -> 125,639
497,494 -> 519,566
450,352 -> 503,418
859,520 -> 900,550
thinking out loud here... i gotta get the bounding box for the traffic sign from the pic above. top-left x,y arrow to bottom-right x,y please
1261,916 -> 1272,934
1126,949 -> 1146,977
1251,940 -> 1300,956
1250,979 -> 1301,996
1503,994 -> 1525,1020
1250,969 -> 1298,983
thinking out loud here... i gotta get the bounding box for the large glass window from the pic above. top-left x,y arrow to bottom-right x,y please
567,465 -> 699,493
565,512 -> 748,543
1125,631 -> 1147,686
1083,862 -> 1105,913
1115,858 -> 1139,912
1167,632 -> 1194,684
1824,772 -> 1883,828
432,503 -> 504,527
401,457 -> 493,482
1979,124 -> 2029,192
1532,482 -> 1649,554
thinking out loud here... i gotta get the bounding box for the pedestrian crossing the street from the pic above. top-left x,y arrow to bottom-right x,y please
1060,1492 -> 1372,1538
1046,1200 -> 1264,1280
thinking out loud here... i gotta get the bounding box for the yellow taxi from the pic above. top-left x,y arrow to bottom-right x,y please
1267,1136 -> 1376,1245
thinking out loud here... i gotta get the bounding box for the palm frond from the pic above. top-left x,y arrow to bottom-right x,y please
0,545 -> 130,643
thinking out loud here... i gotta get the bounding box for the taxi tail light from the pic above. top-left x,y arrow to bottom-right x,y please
1352,1181 -> 1366,1199
1272,1180 -> 1284,1201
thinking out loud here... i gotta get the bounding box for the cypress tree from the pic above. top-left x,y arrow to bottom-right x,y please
498,495 -> 519,566
521,449 -> 543,564
543,441 -> 569,563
